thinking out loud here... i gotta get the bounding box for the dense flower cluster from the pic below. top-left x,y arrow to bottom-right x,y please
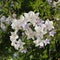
9,11 -> 55,53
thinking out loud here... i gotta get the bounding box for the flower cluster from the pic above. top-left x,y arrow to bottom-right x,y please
0,13 -> 17,31
10,11 -> 55,53
0,16 -> 12,31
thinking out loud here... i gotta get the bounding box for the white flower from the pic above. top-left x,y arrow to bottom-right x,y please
10,31 -> 18,45
18,39 -> 25,48
33,38 -> 44,47
6,16 -> 12,24
13,43 -> 19,50
25,28 -> 35,39
19,15 -> 27,28
35,31 -> 43,39
45,19 -> 54,31
39,42 -> 44,48
33,38 -> 41,47
10,31 -> 18,42
35,24 -> 47,38
49,30 -> 56,37
24,11 -> 36,19
11,15 -> 27,30
35,25 -> 43,32
11,41 -> 16,46
35,24 -> 47,34
14,39 -> 25,50
36,19 -> 44,26
0,23 -> 6,31
0,16 -> 6,23
11,19 -> 21,30
24,11 -> 39,26
48,0 -> 52,5
44,39 -> 50,46
11,39 -> 25,50
22,23 -> 29,30
19,15 -> 25,21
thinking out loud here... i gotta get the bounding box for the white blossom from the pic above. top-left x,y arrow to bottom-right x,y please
39,42 -> 44,48
44,39 -> 50,46
0,16 -> 6,23
25,28 -> 35,39
11,38 -> 25,50
35,24 -> 47,39
45,19 -> 54,31
33,38 -> 44,47
24,11 -> 39,26
10,31 -> 18,42
0,23 -> 6,31
6,16 -> 12,24
49,30 -> 56,37
11,19 -> 21,30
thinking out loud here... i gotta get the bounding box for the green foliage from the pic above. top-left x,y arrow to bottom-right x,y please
0,0 -> 60,60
